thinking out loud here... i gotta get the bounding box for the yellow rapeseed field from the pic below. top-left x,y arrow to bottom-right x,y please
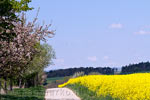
59,73 -> 150,100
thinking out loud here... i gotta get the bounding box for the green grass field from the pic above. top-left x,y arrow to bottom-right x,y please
46,77 -> 65,84
0,86 -> 45,100
46,76 -> 70,88
67,84 -> 119,100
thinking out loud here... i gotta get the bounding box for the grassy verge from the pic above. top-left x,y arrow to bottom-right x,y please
67,84 -> 119,100
0,86 -> 45,100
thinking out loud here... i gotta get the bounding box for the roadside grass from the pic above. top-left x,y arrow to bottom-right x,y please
67,84 -> 119,100
0,86 -> 45,100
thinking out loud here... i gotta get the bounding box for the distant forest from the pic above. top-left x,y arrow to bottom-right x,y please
46,62 -> 150,77
121,62 -> 150,74
47,67 -> 114,78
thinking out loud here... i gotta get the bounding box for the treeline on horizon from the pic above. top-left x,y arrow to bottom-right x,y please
47,67 -> 114,78
47,61 -> 150,78
121,61 -> 150,74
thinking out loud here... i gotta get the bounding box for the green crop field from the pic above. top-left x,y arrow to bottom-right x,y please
46,77 -> 65,84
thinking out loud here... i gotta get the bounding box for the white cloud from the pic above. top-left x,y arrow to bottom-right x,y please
135,30 -> 150,35
103,56 -> 109,60
109,23 -> 123,29
87,56 -> 98,62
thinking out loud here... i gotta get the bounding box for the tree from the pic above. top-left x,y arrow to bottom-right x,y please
0,0 -> 33,73
0,0 -> 55,93
0,0 -> 33,93
0,13 -> 55,92
20,43 -> 55,88
121,62 -> 150,74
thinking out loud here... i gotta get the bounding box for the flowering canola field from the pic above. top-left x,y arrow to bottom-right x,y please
59,73 -> 150,100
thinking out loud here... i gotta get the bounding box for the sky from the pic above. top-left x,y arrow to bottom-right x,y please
26,0 -> 150,71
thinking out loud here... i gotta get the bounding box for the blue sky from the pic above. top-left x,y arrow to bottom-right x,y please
27,0 -> 150,70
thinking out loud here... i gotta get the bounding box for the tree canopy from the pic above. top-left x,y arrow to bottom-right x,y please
121,62 -> 150,74
0,0 -> 33,41
0,0 -> 55,92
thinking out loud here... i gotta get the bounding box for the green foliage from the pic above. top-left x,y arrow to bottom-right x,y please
0,0 -> 32,41
25,43 -> 55,76
0,0 -> 55,93
21,43 -> 55,87
121,62 -> 150,74
10,0 -> 33,12
0,0 -> 32,14
47,67 -> 114,78
0,0 -> 16,41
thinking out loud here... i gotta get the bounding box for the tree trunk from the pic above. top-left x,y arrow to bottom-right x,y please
0,78 -> 1,94
4,79 -> 7,94
9,79 -> 13,91
19,79 -> 22,88
37,73 -> 39,86
34,74 -> 39,87
23,82 -> 25,88
34,76 -> 36,87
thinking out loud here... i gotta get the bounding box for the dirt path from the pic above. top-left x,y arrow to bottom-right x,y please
45,88 -> 81,100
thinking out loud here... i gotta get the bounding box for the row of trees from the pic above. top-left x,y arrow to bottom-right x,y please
0,0 -> 55,93
47,61 -> 150,78
47,67 -> 115,78
121,62 -> 150,74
